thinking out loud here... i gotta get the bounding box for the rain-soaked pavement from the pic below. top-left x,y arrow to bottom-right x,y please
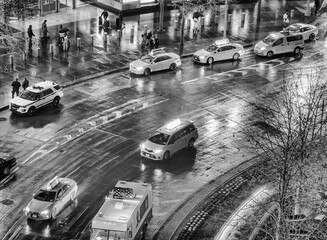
1,1 -> 327,240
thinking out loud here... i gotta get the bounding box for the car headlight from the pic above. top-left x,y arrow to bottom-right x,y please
136,66 -> 143,70
199,56 -> 205,60
258,47 -> 265,52
40,209 -> 50,216
24,206 -> 30,213
140,143 -> 145,150
154,149 -> 162,154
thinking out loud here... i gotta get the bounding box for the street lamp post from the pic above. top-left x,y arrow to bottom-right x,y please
223,0 -> 228,38
158,0 -> 165,32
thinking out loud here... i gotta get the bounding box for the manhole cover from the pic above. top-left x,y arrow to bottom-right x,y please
1,199 -> 14,205
0,117 -> 7,121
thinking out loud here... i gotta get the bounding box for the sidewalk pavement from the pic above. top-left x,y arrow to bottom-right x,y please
0,0 -> 320,112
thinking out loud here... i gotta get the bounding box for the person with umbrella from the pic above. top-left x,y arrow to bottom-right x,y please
58,25 -> 69,46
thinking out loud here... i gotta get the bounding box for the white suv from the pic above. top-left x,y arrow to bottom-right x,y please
10,81 -> 63,115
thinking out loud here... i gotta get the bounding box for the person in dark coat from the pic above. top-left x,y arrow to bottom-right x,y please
98,15 -> 103,27
41,20 -> 49,39
27,25 -> 35,42
11,77 -> 21,98
154,35 -> 159,49
116,16 -> 120,30
101,10 -> 109,21
22,78 -> 29,90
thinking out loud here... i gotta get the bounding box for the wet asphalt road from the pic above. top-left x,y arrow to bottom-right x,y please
0,39 -> 327,240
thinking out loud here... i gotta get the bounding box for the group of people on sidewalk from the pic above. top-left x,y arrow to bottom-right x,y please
11,77 -> 29,99
140,31 -> 160,53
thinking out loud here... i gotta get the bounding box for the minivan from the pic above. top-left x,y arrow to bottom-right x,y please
254,32 -> 304,57
140,119 -> 198,160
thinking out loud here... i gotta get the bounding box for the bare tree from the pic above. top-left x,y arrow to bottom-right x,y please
244,67 -> 327,239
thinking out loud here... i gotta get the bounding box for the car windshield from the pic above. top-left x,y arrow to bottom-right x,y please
34,190 -> 56,202
262,34 -> 279,45
148,131 -> 170,145
141,55 -> 154,63
20,90 -> 38,101
204,44 -> 218,52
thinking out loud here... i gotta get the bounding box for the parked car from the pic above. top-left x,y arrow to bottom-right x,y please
140,119 -> 198,160
254,32 -> 304,57
24,176 -> 78,220
193,39 -> 245,64
280,23 -> 318,41
129,48 -> 181,76
0,156 -> 16,176
10,81 -> 63,116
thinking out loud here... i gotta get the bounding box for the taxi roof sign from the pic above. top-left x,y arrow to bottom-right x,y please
44,176 -> 60,190
150,48 -> 166,56
214,38 -> 230,46
166,119 -> 182,131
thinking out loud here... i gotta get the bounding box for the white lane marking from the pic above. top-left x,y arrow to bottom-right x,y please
23,96 -> 169,165
182,59 -> 285,85
161,199 -> 183,204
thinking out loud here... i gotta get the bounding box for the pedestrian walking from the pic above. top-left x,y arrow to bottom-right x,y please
22,78 -> 29,90
11,77 -> 21,98
193,18 -> 200,35
27,25 -> 35,42
141,34 -> 146,51
115,16 -> 120,30
101,10 -> 109,21
98,15 -> 103,27
41,20 -> 49,39
283,11 -> 289,28
154,35 -> 159,49
149,37 -> 155,51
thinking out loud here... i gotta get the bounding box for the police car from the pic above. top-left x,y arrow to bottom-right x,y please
140,119 -> 198,160
10,81 -> 63,116
24,176 -> 78,220
193,39 -> 245,64
129,48 -> 181,76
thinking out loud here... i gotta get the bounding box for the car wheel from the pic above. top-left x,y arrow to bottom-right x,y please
233,53 -> 240,60
2,166 -> 10,176
52,97 -> 60,107
70,191 -> 76,201
207,57 -> 214,65
163,151 -> 170,161
294,47 -> 301,55
27,107 -> 36,116
169,63 -> 177,71
144,68 -> 151,76
309,33 -> 315,41
51,208 -> 57,219
267,51 -> 274,58
188,138 -> 195,148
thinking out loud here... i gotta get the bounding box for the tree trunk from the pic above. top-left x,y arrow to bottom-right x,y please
180,16 -> 185,46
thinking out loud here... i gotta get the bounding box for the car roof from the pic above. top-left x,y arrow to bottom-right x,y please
40,176 -> 69,192
27,81 -> 59,93
157,118 -> 194,135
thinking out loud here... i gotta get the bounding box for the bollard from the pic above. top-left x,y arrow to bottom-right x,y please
275,10 -> 279,18
290,9 -> 294,18
241,12 -> 245,22
37,47 -> 41,57
228,14 -> 232,23
200,17 -> 204,27
131,26 -> 135,39
50,44 -> 54,55
144,25 -> 148,35
174,19 -> 178,30
77,38 -> 81,49
117,30 -> 121,40
215,15 -> 219,25
9,55 -> 14,71
91,35 -> 94,51
187,18 -> 191,29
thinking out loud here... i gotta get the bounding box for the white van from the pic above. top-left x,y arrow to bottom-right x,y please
254,32 -> 304,57
140,119 -> 198,160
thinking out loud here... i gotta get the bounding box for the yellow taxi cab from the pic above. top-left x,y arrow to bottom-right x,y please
129,48 -> 181,76
193,39 -> 245,65
140,119 -> 198,160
